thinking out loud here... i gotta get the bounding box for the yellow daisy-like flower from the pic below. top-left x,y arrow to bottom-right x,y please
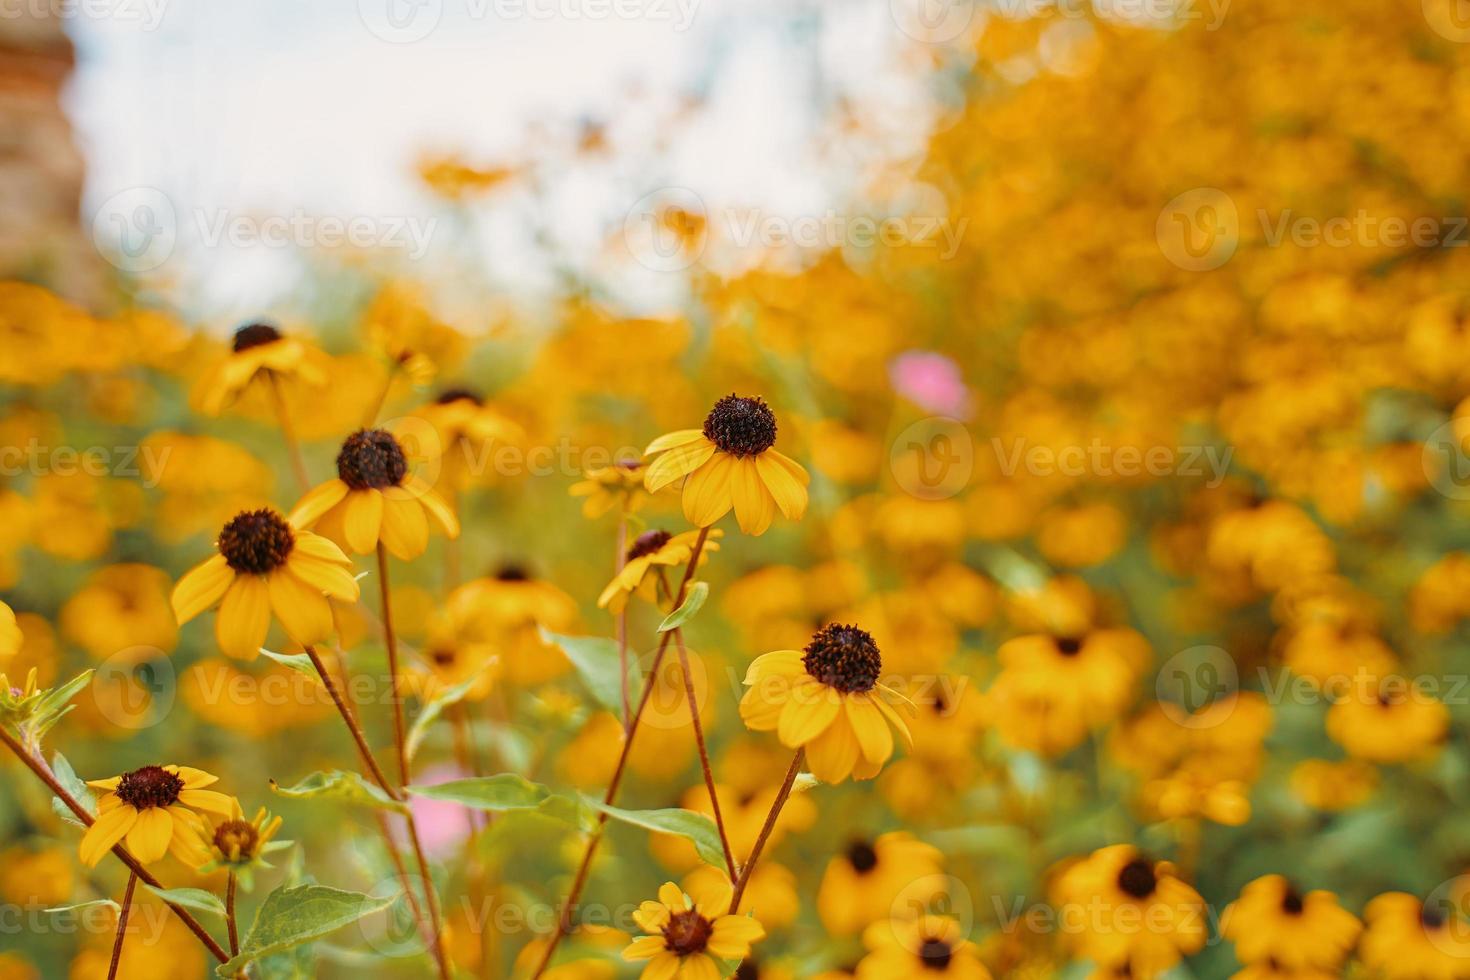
192,322 -> 328,416
1221,875 -> 1361,972
195,806 -> 285,887
622,878 -> 765,980
1361,892 -> 1470,977
570,460 -> 653,519
1325,675 -> 1450,763
816,833 -> 944,936
413,388 -> 525,491
597,528 -> 722,614
289,428 -> 460,560
856,915 -> 992,980
644,394 -> 808,535
78,765 -> 233,867
740,623 -> 912,783
171,508 -> 360,660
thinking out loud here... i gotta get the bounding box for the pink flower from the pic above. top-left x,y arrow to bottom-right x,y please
404,763 -> 475,859
890,350 -> 972,418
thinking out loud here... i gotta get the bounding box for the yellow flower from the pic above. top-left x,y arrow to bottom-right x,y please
406,597 -> 500,702
1289,759 -> 1378,811
644,395 -> 808,535
598,528 -> 722,614
1361,892 -> 1470,978
289,428 -> 459,560
739,624 -> 912,783
1325,675 -> 1450,763
60,564 -> 179,660
78,765 -> 232,867
1221,875 -> 1360,972
622,878 -> 765,980
0,601 -> 18,660
412,388 -> 526,491
570,460 -> 654,518
1051,845 -> 1206,979
815,833 -> 943,936
192,322 -> 328,416
195,806 -> 285,887
447,569 -> 579,685
856,915 -> 991,980
171,508 -> 360,660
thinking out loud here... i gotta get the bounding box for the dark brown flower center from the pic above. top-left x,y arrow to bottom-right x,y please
1423,902 -> 1448,929
1055,636 -> 1083,656
734,961 -> 759,980
662,908 -> 712,955
628,530 -> 672,561
804,624 -> 882,694
919,939 -> 953,970
115,765 -> 184,810
337,429 -> 408,490
232,322 -> 282,352
435,387 -> 482,405
1117,859 -> 1157,899
703,394 -> 777,457
495,564 -> 530,582
430,649 -> 457,667
213,819 -> 259,859
217,509 -> 295,574
846,840 -> 879,874
1281,887 -> 1304,915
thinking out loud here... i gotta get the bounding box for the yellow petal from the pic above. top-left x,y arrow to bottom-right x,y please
288,479 -> 350,529
343,489 -> 384,554
739,686 -> 785,732
682,454 -> 735,528
267,568 -> 334,646
286,551 -> 361,601
292,531 -> 353,565
777,684 -> 841,746
678,954 -> 719,980
730,457 -> 775,536
743,651 -> 804,684
79,805 -> 138,867
805,715 -> 860,783
644,428 -> 707,455
171,555 -> 236,625
170,766 -> 218,789
872,691 -> 914,750
641,953 -> 680,980
688,876 -> 733,918
633,901 -> 671,933
622,936 -> 667,961
126,807 -> 174,864
178,789 -> 239,816
380,495 -> 429,560
645,438 -> 716,493
846,695 -> 895,764
755,452 -> 808,520
216,575 -> 270,660
658,882 -> 686,910
401,475 -> 459,537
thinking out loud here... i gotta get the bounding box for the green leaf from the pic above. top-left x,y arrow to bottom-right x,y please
260,649 -> 318,677
271,771 -> 407,814
405,667 -> 493,762
46,898 -> 119,915
585,800 -> 725,868
409,775 -> 592,828
51,751 -> 95,817
255,944 -> 317,979
539,628 -> 640,716
145,886 -> 227,919
217,884 -> 396,976
26,669 -> 94,743
657,581 -> 709,633
52,796 -> 87,828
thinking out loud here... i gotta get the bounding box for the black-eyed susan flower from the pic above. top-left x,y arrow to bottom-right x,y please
644,394 -> 808,535
193,322 -> 328,416
413,388 -> 525,491
194,806 -> 286,889
171,508 -> 360,660
406,598 -> 500,703
815,833 -> 943,936
570,459 -> 653,519
597,528 -> 722,614
1051,845 -> 1206,979
739,624 -> 912,783
449,567 -> 579,685
1289,759 -> 1378,810
622,878 -> 765,980
1325,676 -> 1449,763
289,428 -> 460,560
79,765 -> 232,867
1361,892 -> 1470,977
1221,875 -> 1360,972
856,916 -> 991,980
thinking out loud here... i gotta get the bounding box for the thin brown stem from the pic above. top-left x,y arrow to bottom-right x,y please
673,630 -> 736,879
267,371 -> 309,492
0,727 -> 229,963
730,749 -> 804,912
530,527 -> 711,979
226,873 -> 241,959
303,645 -> 397,797
107,871 -> 138,980
376,544 -> 413,788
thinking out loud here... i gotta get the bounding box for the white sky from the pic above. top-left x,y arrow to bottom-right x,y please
64,0 -> 954,321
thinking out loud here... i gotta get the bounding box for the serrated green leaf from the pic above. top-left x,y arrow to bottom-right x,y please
51,751 -> 95,817
409,775 -> 592,828
46,898 -> 119,915
144,886 -> 227,918
271,771 -> 407,814
256,943 -> 317,979
585,800 -> 725,869
260,649 -> 318,676
657,581 -> 709,633
539,628 -> 640,716
405,667 -> 493,762
217,884 -> 395,976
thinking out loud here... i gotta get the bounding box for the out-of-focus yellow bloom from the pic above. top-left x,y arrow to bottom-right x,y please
1289,759 -> 1378,811
569,460 -> 654,519
1325,676 -> 1449,763
1221,875 -> 1360,973
412,388 -> 526,492
1361,892 -> 1470,977
449,569 -> 579,686
597,528 -> 721,614
815,833 -> 943,937
856,915 -> 991,979
61,564 -> 178,660
191,322 -> 328,417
